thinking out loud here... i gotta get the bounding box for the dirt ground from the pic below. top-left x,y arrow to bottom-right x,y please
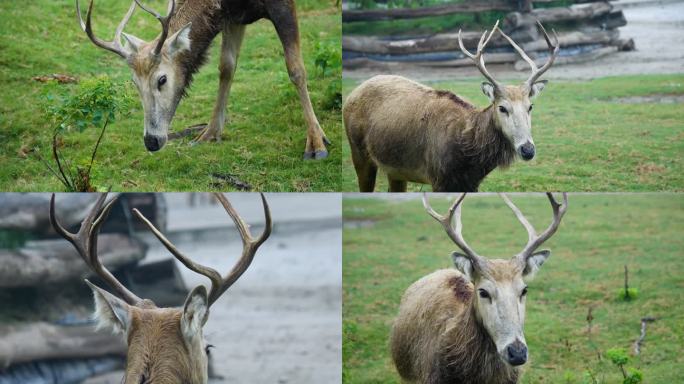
343,0 -> 684,82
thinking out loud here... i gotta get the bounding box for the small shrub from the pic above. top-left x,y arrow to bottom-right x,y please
37,75 -> 133,191
617,287 -> 639,301
313,40 -> 341,78
606,348 -> 643,384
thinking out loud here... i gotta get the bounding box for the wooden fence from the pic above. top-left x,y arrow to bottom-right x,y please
343,0 -> 635,69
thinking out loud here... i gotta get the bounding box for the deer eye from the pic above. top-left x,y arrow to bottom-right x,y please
521,286 -> 528,297
478,289 -> 491,299
498,105 -> 508,114
528,104 -> 534,112
157,75 -> 167,90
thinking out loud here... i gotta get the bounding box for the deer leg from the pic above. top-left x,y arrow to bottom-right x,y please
388,178 -> 407,193
196,23 -> 245,142
269,6 -> 329,160
349,145 -> 376,192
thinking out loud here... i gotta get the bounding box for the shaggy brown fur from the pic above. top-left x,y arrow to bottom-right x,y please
391,269 -> 521,384
343,75 -> 516,192
121,306 -> 208,384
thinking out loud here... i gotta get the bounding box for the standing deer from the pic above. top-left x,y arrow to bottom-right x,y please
391,193 -> 568,384
50,192 -> 271,384
76,0 -> 329,158
343,21 -> 559,191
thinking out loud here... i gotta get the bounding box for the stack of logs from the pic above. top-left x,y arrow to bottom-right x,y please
343,1 -> 635,69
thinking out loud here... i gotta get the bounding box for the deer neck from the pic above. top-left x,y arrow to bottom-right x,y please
169,0 -> 223,90
436,301 -> 520,384
464,105 -> 516,170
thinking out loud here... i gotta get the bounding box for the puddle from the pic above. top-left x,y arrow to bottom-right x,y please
610,95 -> 684,104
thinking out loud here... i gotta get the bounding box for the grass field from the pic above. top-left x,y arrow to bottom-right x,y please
343,193 -> 684,383
0,0 -> 341,192
341,74 -> 684,192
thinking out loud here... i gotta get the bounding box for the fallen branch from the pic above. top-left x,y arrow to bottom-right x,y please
633,316 -> 656,355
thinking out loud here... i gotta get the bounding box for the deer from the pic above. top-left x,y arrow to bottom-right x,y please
343,21 -> 559,192
76,0 -> 330,159
390,192 -> 568,384
50,192 -> 272,384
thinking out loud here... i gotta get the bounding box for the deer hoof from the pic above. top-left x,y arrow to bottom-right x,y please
303,151 -> 315,160
314,150 -> 329,159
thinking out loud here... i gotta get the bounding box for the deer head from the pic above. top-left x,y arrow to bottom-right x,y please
50,192 -> 272,384
76,0 -> 192,152
423,192 -> 567,367
458,21 -> 559,161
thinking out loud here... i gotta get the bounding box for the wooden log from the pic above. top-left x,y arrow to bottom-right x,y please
0,234 -> 146,288
0,322 -> 126,368
415,52 -> 518,68
514,45 -> 617,70
506,2 -> 613,28
578,10 -> 627,31
342,1 -> 515,23
343,32 -> 511,55
521,29 -> 619,51
0,194 -> 100,234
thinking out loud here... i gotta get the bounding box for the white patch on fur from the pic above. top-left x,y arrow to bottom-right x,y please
166,23 -> 192,57
523,250 -> 551,280
451,252 -> 475,281
86,280 -> 130,336
529,80 -> 547,99
181,285 -> 209,341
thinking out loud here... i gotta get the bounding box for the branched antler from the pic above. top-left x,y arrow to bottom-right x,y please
498,21 -> 559,87
499,192 -> 568,265
134,0 -> 176,57
50,192 -> 143,305
75,0 -> 137,58
458,20 -> 502,89
422,193 -> 487,273
133,193 -> 272,306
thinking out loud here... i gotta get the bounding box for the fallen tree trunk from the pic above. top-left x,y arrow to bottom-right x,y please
521,29 -> 619,51
0,194 -> 102,234
514,45 -> 617,70
343,1 -> 515,23
0,322 -> 126,368
506,1 -> 613,28
0,234 -> 146,288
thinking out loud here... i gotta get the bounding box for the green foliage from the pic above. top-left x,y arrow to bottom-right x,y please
342,195 -> 684,383
606,348 -> 630,367
618,288 -> 639,301
342,74 -> 684,191
44,75 -> 133,132
624,368 -> 643,384
314,40 -> 342,78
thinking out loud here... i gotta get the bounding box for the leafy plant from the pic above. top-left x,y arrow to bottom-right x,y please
37,75 -> 133,191
606,348 -> 643,384
314,40 -> 341,78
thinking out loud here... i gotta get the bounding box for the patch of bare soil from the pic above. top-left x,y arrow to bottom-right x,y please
611,94 -> 684,103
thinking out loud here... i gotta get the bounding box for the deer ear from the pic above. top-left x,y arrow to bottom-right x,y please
481,82 -> 496,102
181,285 -> 209,341
121,32 -> 144,55
523,249 -> 551,279
452,252 -> 476,281
86,279 -> 131,335
529,80 -> 548,99
166,22 -> 192,57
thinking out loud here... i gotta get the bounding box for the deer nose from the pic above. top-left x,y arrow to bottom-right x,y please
519,142 -> 535,160
505,340 -> 528,366
144,135 -> 166,152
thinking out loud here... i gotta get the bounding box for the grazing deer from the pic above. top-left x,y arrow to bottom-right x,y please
50,192 -> 272,384
391,193 -> 568,384
343,21 -> 559,192
76,0 -> 329,158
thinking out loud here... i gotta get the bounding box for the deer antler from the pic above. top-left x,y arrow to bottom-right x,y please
133,193 -> 272,306
134,0 -> 176,57
458,20 -> 502,89
50,193 -> 143,305
422,193 -> 487,273
497,21 -> 559,88
75,0 -> 137,59
499,192 -> 568,265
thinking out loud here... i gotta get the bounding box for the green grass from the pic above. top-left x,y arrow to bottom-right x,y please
342,74 -> 684,192
0,0 -> 342,192
343,193 -> 684,383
